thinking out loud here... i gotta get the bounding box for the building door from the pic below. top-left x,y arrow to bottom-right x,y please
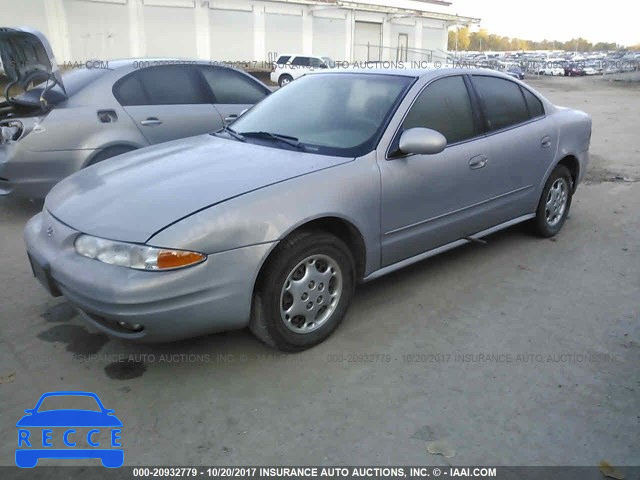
354,21 -> 382,61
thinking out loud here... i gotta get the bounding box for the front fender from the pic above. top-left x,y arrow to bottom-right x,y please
148,153 -> 382,276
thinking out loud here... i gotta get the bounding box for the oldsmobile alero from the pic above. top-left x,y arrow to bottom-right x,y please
24,68 -> 592,351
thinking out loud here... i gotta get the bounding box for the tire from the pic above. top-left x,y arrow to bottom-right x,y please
532,165 -> 573,238
250,230 -> 356,352
278,74 -> 293,88
86,145 -> 136,167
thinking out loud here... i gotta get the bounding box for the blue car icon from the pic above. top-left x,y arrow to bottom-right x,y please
16,391 -> 123,468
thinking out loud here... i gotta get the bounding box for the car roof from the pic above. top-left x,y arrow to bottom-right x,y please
310,67 -> 517,81
276,54 -> 326,59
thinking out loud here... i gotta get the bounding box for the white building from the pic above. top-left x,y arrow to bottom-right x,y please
0,0 -> 479,64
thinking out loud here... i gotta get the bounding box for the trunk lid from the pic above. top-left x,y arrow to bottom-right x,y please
0,27 -> 65,98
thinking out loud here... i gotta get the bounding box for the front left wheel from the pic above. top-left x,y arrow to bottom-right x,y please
250,231 -> 356,352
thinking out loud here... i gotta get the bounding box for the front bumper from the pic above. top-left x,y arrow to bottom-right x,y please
24,210 -> 276,342
0,142 -> 93,198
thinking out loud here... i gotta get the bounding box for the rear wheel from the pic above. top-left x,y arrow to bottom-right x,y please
278,74 -> 293,87
532,165 -> 573,237
250,231 -> 355,352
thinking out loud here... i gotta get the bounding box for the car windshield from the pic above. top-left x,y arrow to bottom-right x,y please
37,395 -> 102,412
230,73 -> 414,157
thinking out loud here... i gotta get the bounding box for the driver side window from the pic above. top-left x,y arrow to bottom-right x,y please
402,76 -> 476,145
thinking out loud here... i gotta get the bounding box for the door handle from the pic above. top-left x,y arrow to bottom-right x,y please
141,118 -> 162,126
541,136 -> 552,148
224,115 -> 238,124
469,155 -> 488,170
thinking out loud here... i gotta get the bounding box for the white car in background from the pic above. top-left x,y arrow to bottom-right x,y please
270,54 -> 334,87
541,65 -> 565,76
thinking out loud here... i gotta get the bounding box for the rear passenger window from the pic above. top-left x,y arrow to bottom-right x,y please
113,73 -> 149,106
200,67 -> 268,104
137,66 -> 207,105
521,87 -> 545,118
291,57 -> 311,67
473,76 -> 530,131
402,76 -> 476,145
276,56 -> 291,64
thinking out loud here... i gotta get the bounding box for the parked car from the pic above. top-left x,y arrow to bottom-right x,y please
270,54 -> 333,87
540,65 -> 565,76
564,63 -> 586,76
25,68 -> 591,351
0,27 -> 271,198
582,65 -> 598,75
505,66 -> 525,80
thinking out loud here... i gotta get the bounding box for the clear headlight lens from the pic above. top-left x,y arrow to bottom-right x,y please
74,234 -> 206,271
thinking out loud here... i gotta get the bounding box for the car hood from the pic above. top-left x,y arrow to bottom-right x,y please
46,135 -> 353,243
0,27 -> 65,95
16,410 -> 123,427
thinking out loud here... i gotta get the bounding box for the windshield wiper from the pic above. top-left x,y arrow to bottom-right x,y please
212,125 -> 246,142
240,131 -> 306,151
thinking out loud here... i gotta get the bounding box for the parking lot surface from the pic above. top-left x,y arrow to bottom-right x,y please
1,76 -> 639,469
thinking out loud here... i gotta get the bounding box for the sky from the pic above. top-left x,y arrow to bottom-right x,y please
447,0 -> 640,47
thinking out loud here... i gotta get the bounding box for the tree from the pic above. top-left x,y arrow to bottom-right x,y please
448,26 -> 470,51
469,28 -> 489,51
445,27 -> 621,52
593,42 -> 618,51
563,37 -> 592,52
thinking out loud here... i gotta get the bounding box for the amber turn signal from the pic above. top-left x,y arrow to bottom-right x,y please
157,250 -> 206,270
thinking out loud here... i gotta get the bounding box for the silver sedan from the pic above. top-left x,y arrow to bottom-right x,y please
0,27 -> 270,198
24,68 -> 592,351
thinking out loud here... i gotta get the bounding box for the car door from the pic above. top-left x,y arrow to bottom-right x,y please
378,75 -> 493,267
113,65 -> 223,145
470,75 -> 557,222
198,66 -> 270,126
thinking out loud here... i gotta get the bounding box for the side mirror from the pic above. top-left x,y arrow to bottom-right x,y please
398,128 -> 447,155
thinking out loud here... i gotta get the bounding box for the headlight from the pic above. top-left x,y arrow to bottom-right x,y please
74,234 -> 206,271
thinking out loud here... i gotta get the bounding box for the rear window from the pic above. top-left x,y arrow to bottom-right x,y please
291,57 -> 311,67
472,76 -> 530,132
138,66 -> 207,105
113,74 -> 149,106
521,87 -> 545,118
113,66 -> 208,106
